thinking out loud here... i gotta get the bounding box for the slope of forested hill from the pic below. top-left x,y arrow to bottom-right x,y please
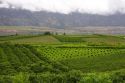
1,8 -> 125,28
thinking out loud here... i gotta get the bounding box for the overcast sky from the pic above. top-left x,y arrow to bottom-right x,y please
0,0 -> 125,14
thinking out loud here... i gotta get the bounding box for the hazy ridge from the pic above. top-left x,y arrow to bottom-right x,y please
1,8 -> 125,28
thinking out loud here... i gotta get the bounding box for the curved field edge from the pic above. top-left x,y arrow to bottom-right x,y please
0,44 -> 125,83
53,34 -> 125,46
1,34 -> 125,83
0,43 -> 69,75
36,45 -> 125,73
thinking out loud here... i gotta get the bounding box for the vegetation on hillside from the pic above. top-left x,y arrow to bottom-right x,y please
0,34 -> 125,83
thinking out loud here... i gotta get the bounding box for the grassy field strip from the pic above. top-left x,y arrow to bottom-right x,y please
63,52 -> 125,72
10,36 -> 60,44
54,35 -> 125,46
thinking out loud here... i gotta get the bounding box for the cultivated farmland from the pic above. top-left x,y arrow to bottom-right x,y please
0,34 -> 125,83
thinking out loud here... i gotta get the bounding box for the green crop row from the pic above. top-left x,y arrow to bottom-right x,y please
0,43 -> 69,75
37,45 -> 125,73
37,46 -> 125,61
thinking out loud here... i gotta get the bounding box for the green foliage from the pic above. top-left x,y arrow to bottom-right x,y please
54,35 -> 85,43
111,72 -> 125,83
0,44 -> 69,75
0,35 -> 60,44
1,34 -> 125,83
0,70 -> 125,83
54,34 -> 125,46
44,32 -> 51,35
37,46 -> 125,61
37,45 -> 125,72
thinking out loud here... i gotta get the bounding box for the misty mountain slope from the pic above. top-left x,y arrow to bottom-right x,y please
0,8 -> 125,28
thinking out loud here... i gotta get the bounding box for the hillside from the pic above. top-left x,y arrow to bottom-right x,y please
0,35 -> 125,82
1,8 -> 125,28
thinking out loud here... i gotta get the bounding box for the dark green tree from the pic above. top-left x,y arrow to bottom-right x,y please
44,32 -> 51,35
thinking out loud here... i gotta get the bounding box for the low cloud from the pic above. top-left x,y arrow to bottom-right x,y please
0,0 -> 125,15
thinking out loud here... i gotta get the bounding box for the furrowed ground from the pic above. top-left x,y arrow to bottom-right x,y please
1,34 -> 125,83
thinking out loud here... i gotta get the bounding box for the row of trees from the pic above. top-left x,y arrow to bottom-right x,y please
44,32 -> 66,35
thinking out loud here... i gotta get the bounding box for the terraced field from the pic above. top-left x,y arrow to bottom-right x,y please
0,44 -> 68,75
11,36 -> 60,44
37,46 -> 125,72
54,34 -> 125,46
37,46 -> 125,60
0,35 -> 60,44
1,34 -> 125,83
